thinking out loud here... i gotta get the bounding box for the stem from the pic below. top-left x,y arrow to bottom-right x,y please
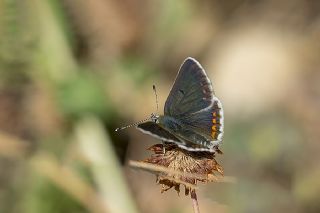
191,190 -> 200,213
76,116 -> 139,213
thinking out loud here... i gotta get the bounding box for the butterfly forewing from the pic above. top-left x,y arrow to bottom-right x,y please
163,58 -> 224,148
164,58 -> 214,116
137,121 -> 183,144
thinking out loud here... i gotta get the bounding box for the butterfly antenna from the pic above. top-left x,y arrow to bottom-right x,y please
153,85 -> 159,113
115,117 -> 150,132
115,86 -> 159,132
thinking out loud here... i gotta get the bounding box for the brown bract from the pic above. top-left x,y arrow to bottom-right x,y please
141,143 -> 224,196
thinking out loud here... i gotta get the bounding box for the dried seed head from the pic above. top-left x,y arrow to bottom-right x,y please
140,143 -> 224,196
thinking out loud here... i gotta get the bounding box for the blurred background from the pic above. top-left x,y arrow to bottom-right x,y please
0,0 -> 319,212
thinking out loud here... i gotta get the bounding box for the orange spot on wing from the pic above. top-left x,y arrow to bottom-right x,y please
212,111 -> 219,138
211,131 -> 216,138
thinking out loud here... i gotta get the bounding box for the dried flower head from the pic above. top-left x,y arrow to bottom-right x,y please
130,143 -> 224,196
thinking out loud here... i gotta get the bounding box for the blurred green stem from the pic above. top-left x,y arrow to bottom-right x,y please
33,0 -> 77,81
75,116 -> 139,213
31,152 -> 106,213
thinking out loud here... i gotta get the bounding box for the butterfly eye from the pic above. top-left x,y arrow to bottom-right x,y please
150,113 -> 160,123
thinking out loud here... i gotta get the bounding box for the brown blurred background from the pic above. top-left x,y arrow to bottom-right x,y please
0,0 -> 319,212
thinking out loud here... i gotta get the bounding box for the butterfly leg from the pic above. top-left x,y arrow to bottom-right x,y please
161,141 -> 166,154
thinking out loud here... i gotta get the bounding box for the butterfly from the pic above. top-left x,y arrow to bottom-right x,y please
134,57 -> 224,152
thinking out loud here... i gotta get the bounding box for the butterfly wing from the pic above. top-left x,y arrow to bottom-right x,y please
174,99 -> 224,151
163,57 -> 224,151
164,57 -> 214,116
136,121 -> 183,144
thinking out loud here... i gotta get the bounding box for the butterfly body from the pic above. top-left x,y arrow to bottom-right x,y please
136,57 -> 224,153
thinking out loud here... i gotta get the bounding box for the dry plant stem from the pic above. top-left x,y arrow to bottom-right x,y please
129,160 -> 205,183
191,190 -> 200,213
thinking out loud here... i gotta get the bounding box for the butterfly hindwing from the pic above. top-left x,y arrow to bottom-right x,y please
180,98 -> 224,142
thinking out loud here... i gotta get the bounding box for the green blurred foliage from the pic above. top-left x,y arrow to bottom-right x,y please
56,73 -> 109,119
24,176 -> 87,213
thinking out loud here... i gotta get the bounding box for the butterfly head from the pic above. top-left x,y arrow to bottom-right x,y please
150,113 -> 160,123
